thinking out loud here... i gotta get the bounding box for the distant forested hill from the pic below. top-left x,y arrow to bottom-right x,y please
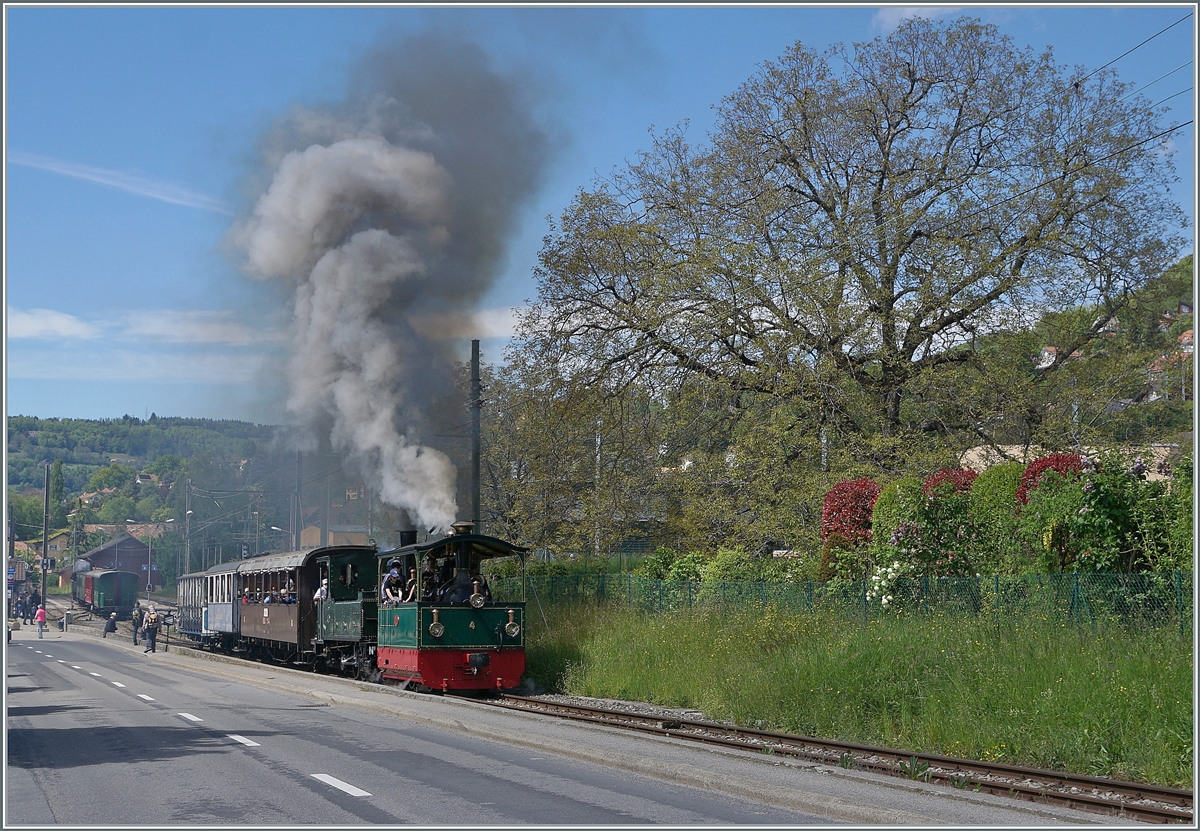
6,414 -> 281,493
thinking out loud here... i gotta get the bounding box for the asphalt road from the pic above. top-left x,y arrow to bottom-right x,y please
6,628 -> 828,825
7,625 -> 1126,826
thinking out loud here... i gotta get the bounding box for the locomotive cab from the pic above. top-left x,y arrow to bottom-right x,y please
375,522 -> 528,692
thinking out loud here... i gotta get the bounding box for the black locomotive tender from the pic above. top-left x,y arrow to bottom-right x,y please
175,521 -> 528,692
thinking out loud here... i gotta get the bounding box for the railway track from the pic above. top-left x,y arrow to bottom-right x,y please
482,694 -> 1193,824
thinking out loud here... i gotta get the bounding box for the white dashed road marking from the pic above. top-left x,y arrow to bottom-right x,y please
35,651 -> 42,654
311,774 -> 371,797
227,735 -> 261,747
112,682 -> 126,688
137,694 -> 155,701
57,660 -> 66,663
71,665 -> 82,669
178,713 -> 202,722
89,672 -> 102,677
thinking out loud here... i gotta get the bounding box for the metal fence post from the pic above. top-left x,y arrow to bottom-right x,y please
994,574 -> 1000,639
1176,569 -> 1184,638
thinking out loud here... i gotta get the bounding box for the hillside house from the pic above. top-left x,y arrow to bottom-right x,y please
1035,346 -> 1082,370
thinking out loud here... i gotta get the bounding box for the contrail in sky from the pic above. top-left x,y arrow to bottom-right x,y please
8,151 -> 233,214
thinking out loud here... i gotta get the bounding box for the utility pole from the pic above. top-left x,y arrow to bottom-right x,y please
594,426 -> 602,561
471,339 -> 482,530
294,450 -> 302,551
40,463 -> 49,605
184,479 -> 192,575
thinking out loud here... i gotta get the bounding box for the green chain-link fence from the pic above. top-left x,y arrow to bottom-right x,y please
494,571 -> 1193,632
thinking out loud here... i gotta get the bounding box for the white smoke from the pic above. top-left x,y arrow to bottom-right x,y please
232,137 -> 459,528
229,34 -> 551,532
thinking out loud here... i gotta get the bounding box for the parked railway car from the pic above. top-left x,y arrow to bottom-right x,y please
73,569 -> 140,619
175,523 -> 528,693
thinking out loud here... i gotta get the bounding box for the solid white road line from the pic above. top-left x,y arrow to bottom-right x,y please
227,735 -> 261,747
178,713 -> 202,722
311,774 -> 371,797
112,682 -> 126,688
137,694 -> 155,701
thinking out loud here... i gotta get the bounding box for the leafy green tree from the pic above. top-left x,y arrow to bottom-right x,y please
85,464 -> 137,493
870,478 -> 922,563
666,552 -> 707,582
967,462 -> 1024,574
135,495 -> 160,521
49,460 -> 68,528
96,496 -> 137,526
1162,454 -> 1194,571
147,454 -> 185,485
519,16 -> 1183,456
7,491 -> 43,541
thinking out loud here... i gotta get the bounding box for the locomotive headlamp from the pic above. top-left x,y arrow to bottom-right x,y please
469,593 -> 485,609
429,609 -> 445,639
504,609 -> 520,638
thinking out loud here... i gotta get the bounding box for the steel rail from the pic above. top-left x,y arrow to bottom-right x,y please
487,694 -> 1193,825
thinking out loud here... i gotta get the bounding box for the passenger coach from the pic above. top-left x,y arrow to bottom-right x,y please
174,522 -> 527,692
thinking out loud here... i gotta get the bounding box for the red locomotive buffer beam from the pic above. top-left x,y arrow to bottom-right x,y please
377,646 -> 525,692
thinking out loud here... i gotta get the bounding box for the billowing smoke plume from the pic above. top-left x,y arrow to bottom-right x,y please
230,34 -> 550,530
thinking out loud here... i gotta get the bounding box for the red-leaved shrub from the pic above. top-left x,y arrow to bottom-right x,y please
821,478 -> 881,544
922,467 -> 978,496
1016,452 -> 1084,504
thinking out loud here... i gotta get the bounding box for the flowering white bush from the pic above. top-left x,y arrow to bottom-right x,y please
866,559 -> 909,607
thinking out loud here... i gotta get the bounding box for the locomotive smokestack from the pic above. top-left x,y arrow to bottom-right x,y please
396,509 -> 417,547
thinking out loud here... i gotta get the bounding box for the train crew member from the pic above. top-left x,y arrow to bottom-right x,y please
313,578 -> 329,601
142,606 -> 160,653
131,604 -> 143,645
381,569 -> 404,605
103,613 -> 118,638
420,560 -> 438,601
402,568 -> 419,602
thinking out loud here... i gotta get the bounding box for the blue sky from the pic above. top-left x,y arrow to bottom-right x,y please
5,5 -> 1196,424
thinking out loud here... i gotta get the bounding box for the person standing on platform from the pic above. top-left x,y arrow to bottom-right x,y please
131,604 -> 143,646
35,605 -> 46,639
142,606 -> 160,653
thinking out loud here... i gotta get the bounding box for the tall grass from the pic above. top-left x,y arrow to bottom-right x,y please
524,602 -> 1193,788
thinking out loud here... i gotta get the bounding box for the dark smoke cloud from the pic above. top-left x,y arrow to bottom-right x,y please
229,32 -> 551,529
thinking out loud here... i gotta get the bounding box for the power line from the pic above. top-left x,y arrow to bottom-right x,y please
1073,11 -> 1193,89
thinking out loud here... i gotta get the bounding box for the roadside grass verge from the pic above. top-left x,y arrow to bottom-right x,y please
524,602 -> 1193,788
